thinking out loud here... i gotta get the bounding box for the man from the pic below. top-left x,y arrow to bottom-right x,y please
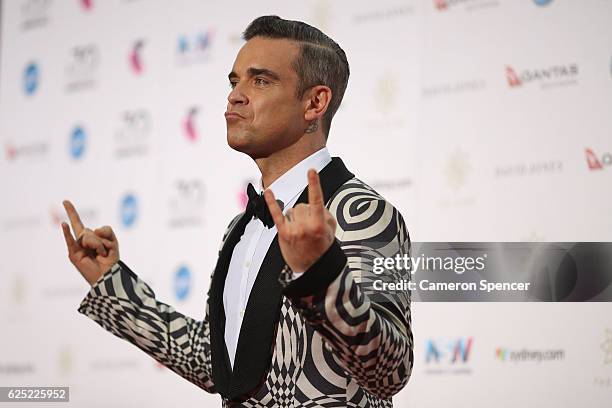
62,15 -> 413,407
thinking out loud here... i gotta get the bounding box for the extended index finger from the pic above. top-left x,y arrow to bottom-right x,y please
263,189 -> 285,232
307,169 -> 324,215
62,200 -> 85,238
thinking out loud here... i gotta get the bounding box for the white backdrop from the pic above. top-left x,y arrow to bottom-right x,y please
1,0 -> 611,407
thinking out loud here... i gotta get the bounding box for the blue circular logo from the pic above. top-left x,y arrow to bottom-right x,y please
177,36 -> 189,53
23,62 -> 39,95
69,126 -> 87,159
120,193 -> 138,227
533,0 -> 553,6
174,265 -> 192,300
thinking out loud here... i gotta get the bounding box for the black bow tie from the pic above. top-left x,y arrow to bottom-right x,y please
245,183 -> 284,228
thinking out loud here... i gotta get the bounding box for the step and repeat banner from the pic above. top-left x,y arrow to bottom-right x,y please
1,0 -> 611,407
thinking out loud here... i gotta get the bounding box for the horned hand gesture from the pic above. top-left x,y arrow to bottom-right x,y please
264,169 -> 337,273
61,200 -> 120,286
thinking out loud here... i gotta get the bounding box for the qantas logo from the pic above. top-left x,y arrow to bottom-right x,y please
434,0 -> 448,9
586,148 -> 611,171
506,66 -> 521,87
506,63 -> 578,88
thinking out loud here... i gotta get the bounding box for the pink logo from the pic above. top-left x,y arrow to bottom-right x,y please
183,107 -> 199,142
237,180 -> 255,210
5,143 -> 16,160
434,0 -> 448,10
585,148 -> 611,171
81,0 -> 93,10
129,40 -> 145,75
506,66 -> 521,87
80,0 -> 93,10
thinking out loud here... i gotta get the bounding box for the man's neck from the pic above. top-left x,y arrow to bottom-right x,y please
255,137 -> 326,189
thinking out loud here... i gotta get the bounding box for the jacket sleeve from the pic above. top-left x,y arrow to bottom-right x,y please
76,214 -> 243,393
77,260 -> 216,393
279,197 -> 414,399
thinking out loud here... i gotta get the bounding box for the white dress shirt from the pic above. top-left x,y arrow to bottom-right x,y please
223,147 -> 332,368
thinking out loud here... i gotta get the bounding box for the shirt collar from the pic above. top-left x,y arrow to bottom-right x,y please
256,147 -> 332,209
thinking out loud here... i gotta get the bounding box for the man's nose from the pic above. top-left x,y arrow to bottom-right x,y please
227,85 -> 248,105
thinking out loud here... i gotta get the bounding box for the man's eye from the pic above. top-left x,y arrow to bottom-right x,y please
254,77 -> 268,86
229,81 -> 237,89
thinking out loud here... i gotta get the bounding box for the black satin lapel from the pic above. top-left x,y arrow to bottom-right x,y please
209,211 -> 252,398
227,157 -> 354,401
294,157 -> 355,207
227,234 -> 285,400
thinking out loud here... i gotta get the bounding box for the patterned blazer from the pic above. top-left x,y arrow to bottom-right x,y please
78,157 -> 414,407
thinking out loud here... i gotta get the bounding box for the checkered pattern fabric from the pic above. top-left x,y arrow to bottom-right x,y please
78,177 -> 413,407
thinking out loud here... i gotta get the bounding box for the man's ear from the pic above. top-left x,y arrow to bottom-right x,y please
304,85 -> 332,122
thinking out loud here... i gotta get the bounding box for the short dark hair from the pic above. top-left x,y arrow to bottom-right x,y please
242,15 -> 350,137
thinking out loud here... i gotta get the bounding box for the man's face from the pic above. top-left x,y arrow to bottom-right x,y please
226,37 -> 307,158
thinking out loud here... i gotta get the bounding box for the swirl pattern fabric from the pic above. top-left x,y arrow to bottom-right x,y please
77,176 -> 413,407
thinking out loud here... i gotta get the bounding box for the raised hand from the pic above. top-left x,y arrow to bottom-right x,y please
61,200 -> 120,286
264,168 -> 337,273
